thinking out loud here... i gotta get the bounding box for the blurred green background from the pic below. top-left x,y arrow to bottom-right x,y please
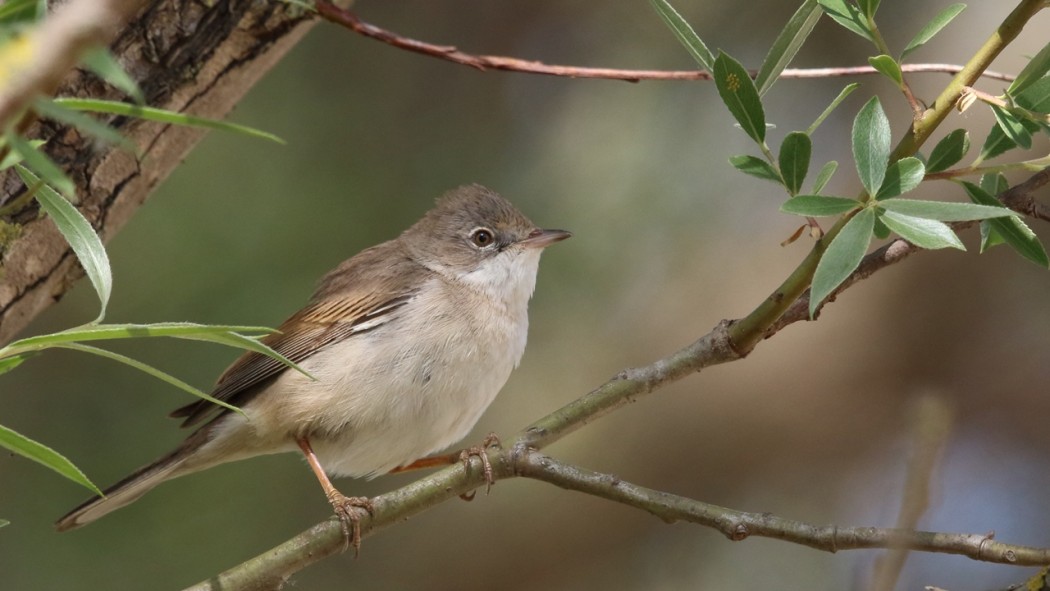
3,1 -> 1050,589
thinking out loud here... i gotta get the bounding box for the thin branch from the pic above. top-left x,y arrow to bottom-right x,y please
516,452 -> 1050,567
312,1 -> 1015,84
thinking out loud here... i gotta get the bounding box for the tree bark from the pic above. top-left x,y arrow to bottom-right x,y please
0,0 -> 329,344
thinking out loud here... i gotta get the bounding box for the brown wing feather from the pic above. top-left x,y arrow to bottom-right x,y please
169,239 -> 426,428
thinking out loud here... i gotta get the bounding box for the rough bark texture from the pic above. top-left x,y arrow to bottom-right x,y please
0,0 -> 324,344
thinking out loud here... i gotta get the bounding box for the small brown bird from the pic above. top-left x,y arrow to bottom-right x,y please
56,185 -> 570,541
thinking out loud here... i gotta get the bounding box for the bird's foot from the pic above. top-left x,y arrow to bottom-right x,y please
458,432 -> 501,501
327,491 -> 374,556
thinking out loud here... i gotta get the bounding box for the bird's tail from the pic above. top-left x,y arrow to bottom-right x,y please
55,428 -> 211,531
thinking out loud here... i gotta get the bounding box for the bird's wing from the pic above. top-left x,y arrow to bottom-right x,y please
169,290 -> 416,428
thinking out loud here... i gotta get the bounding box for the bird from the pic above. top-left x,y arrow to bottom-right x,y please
56,184 -> 570,547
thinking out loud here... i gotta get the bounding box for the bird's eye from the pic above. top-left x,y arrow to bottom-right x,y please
470,228 -> 495,248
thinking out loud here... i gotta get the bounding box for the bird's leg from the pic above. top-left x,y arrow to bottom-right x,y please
389,433 -> 501,501
296,437 -> 374,555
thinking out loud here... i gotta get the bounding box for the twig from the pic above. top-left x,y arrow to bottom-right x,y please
312,1 -> 1015,84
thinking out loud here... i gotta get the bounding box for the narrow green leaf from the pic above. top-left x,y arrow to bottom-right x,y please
879,197 -> 1018,221
873,216 -> 891,239
755,0 -> 822,96
714,52 -> 766,144
852,96 -> 891,197
729,155 -> 782,184
56,343 -> 243,415
1013,75 -> 1050,114
857,0 -> 880,19
926,129 -> 970,173
80,48 -> 144,103
816,0 -> 874,42
781,195 -> 861,216
868,55 -> 903,87
991,105 -> 1032,149
52,99 -> 285,144
5,131 -> 74,197
979,172 -> 1008,196
901,4 -> 966,59
812,161 -> 839,194
0,352 -> 34,376
977,119 -> 1039,163
875,157 -> 925,199
0,518 -> 8,528
1008,41 -> 1050,96
963,181 -> 1049,267
0,423 -> 101,495
15,166 -> 111,322
979,220 -> 1005,252
878,210 -> 964,249
9,323 -> 277,349
778,131 -> 812,194
0,138 -> 44,170
33,98 -> 135,151
810,207 -> 875,317
649,0 -> 715,72
807,83 -> 859,135
0,0 -> 37,22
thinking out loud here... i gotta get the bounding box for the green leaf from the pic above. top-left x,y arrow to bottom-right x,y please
879,197 -> 1018,221
807,83 -> 859,135
852,96 -> 891,197
1008,41 -> 1050,96
56,343 -> 244,415
0,518 -> 8,528
817,0 -> 874,42
875,157 -> 925,199
755,0 -> 822,96
812,161 -> 839,194
729,154 -> 782,184
810,207 -> 875,317
980,172 -> 1008,196
714,52 -> 766,144
901,3 -> 966,59
977,119 -> 1040,163
649,0 -> 714,72
873,215 -> 891,239
52,99 -> 285,144
962,181 -> 1049,267
856,0 -> 880,19
5,131 -> 74,197
926,129 -> 970,173
0,352 -> 34,376
878,210 -> 964,249
80,48 -> 144,103
8,322 -> 276,349
781,195 -> 860,216
991,105 -> 1032,149
979,220 -> 1005,252
0,423 -> 102,495
1013,75 -> 1050,114
868,55 -> 903,87
15,166 -> 111,322
0,138 -> 44,170
778,131 -> 811,194
32,98 -> 135,151
0,0 -> 38,23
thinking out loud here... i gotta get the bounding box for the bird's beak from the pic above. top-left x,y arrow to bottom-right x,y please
520,228 -> 572,249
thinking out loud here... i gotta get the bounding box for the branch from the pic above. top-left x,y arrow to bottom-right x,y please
184,445 -> 1050,590
312,1 -> 1015,84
